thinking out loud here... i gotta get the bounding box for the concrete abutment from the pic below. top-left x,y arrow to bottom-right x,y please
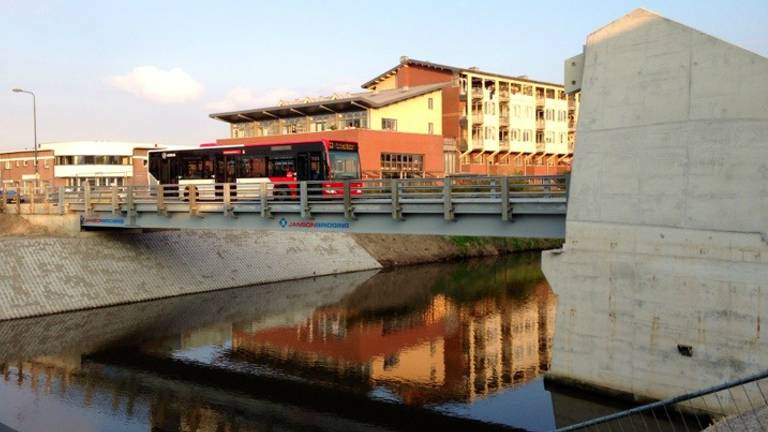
543,8 -> 768,412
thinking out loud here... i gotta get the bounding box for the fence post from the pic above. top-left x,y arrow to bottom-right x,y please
501,176 -> 511,221
111,185 -> 119,215
84,183 -> 92,217
13,186 -> 20,214
125,185 -> 135,224
42,185 -> 50,214
300,181 -> 310,219
58,186 -> 65,215
156,184 -> 166,216
223,183 -> 233,217
391,179 -> 402,220
188,185 -> 198,217
443,177 -> 454,221
29,184 -> 36,214
260,182 -> 271,218
343,180 -> 355,220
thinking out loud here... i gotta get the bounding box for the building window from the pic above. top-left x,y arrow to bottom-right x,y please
23,160 -> 28,167
342,111 -> 367,129
523,130 -> 531,142
3,161 -> 9,170
55,155 -> 132,165
427,97 -> 434,110
382,118 -> 397,131
380,153 -> 424,178
428,122 -> 434,135
44,159 -> 49,168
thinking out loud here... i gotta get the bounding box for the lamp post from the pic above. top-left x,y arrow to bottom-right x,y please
12,88 -> 38,180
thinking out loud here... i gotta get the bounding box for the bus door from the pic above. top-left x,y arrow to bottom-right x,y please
295,152 -> 310,181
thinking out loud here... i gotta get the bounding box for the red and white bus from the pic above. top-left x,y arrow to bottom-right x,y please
148,139 -> 361,198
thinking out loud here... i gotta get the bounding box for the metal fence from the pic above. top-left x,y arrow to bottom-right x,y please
0,175 -> 569,223
556,369 -> 768,432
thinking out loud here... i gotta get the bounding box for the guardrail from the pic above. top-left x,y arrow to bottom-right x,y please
555,369 -> 768,431
1,175 -> 569,224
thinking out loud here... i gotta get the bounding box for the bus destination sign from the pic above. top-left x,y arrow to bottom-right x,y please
329,141 -> 357,151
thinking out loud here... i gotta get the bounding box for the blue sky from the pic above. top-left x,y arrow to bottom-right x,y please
2,0 -> 766,149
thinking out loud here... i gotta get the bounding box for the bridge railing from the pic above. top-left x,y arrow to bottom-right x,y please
1,175 -> 568,223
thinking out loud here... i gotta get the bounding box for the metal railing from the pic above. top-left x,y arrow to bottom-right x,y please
1,175 -> 569,224
556,369 -> 768,432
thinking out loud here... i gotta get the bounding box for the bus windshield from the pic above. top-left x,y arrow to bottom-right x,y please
329,151 -> 360,179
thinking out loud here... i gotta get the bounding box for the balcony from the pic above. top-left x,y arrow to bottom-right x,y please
499,116 -> 510,127
568,142 -> 575,153
536,142 -> 546,153
471,87 -> 484,100
499,140 -> 510,151
498,90 -> 510,101
568,99 -> 576,109
472,112 -> 484,123
536,118 -> 545,129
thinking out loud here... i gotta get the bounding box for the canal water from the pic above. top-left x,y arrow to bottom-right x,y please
0,254 -> 674,432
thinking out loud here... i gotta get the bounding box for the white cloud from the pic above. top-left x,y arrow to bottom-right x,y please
110,66 -> 203,103
207,82 -> 363,113
206,87 -> 300,112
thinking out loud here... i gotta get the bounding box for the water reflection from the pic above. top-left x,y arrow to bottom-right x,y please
0,253 -> 658,432
225,259 -> 555,406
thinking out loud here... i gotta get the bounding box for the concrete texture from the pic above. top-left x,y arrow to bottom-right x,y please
705,406 -> 768,431
542,8 -> 768,414
0,230 -> 381,320
0,270 -> 376,363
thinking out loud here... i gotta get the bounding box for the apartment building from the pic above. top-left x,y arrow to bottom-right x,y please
363,57 -> 579,175
211,57 -> 578,177
0,141 -> 162,192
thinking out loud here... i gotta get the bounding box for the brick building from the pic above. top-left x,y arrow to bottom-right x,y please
0,141 -> 163,192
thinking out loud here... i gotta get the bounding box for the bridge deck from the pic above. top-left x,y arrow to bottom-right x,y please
2,176 -> 568,238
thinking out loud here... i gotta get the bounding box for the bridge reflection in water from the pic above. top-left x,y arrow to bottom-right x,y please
0,255 -> 646,432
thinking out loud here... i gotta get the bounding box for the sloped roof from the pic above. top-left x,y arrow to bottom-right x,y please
210,82 -> 447,124
361,57 -> 564,89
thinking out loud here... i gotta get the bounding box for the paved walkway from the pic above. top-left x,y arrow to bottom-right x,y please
705,406 -> 768,431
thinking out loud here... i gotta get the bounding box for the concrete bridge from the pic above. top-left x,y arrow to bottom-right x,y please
1,175 -> 568,238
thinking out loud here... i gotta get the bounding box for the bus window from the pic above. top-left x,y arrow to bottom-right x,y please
182,158 -> 204,179
268,157 -> 294,178
240,155 -> 267,178
329,151 -> 360,179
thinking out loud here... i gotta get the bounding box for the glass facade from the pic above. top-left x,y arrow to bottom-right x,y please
55,156 -> 131,165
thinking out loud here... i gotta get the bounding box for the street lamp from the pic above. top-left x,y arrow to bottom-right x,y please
12,88 -> 38,179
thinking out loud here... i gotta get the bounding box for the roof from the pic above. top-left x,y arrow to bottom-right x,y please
361,57 -> 564,89
210,82 -> 447,124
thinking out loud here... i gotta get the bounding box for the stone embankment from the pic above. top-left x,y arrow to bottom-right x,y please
0,215 -> 560,320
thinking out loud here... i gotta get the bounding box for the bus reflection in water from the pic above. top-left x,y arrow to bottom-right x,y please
147,139 -> 362,199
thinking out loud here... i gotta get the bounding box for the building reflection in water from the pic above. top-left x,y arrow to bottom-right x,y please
229,257 -> 557,405
0,255 -> 561,431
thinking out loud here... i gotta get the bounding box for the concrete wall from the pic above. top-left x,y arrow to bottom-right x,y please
543,8 -> 768,411
0,270 -> 376,364
0,230 -> 381,320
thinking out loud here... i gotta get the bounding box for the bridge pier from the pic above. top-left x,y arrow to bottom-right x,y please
543,9 -> 768,411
